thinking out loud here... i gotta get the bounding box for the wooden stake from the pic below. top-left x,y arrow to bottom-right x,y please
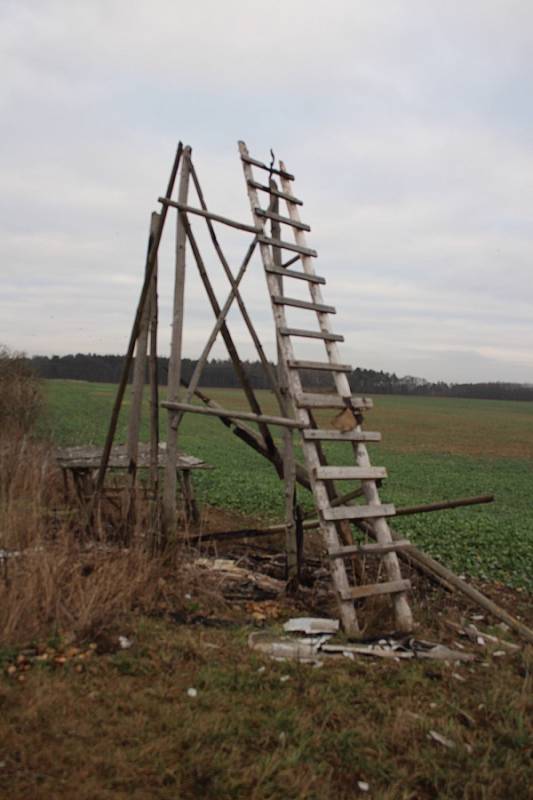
148,213 -> 160,494
163,146 -> 192,536
127,213 -> 157,473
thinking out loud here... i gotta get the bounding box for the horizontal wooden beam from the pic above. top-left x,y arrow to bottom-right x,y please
254,207 -> 310,231
342,579 -> 411,601
323,502 -> 396,521
395,494 -> 495,517
315,466 -> 387,481
258,235 -> 317,258
296,393 -> 373,410
158,198 -> 259,234
272,296 -> 336,313
240,153 -> 294,180
162,400 -> 305,429
247,179 -> 303,205
328,540 -> 411,559
265,265 -> 325,284
279,328 -> 343,342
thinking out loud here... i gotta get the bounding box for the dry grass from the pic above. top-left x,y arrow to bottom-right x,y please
0,346 -> 42,436
0,429 -> 232,648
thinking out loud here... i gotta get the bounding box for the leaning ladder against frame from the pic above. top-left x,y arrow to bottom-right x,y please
238,141 -> 413,635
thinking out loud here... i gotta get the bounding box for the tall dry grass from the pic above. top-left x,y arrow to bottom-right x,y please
0,348 -> 224,647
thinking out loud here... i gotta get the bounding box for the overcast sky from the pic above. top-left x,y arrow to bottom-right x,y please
1,1 -> 532,383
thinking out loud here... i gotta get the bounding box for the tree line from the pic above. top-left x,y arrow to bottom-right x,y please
29,353 -> 533,402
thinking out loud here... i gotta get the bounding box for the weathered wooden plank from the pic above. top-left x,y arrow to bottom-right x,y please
341,579 -> 411,601
162,400 -> 305,429
303,429 -> 381,442
163,147 -> 192,535
241,154 -> 294,179
258,235 -> 317,257
247,179 -> 303,205
323,503 -> 396,521
328,540 -> 411,558
296,393 -> 373,409
279,327 -> 343,342
127,213 -> 156,472
287,359 -> 352,372
159,198 -> 260,234
254,207 -> 310,231
265,265 -> 325,284
272,296 -> 336,313
315,466 -> 387,481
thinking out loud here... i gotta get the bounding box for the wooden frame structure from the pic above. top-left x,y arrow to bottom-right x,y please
94,140 -> 533,643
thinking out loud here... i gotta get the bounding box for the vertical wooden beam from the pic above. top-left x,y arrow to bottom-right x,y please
163,147 -> 192,535
95,142 -> 183,496
148,212 -> 160,494
127,213 -> 157,474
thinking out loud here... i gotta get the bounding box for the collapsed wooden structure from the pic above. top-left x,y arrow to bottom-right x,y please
95,141 -> 533,643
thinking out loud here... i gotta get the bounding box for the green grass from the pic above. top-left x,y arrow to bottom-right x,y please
41,380 -> 533,590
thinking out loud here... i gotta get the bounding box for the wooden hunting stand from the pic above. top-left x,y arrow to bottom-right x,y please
94,140 -> 533,644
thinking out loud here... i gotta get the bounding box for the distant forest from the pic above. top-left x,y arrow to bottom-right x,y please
30,353 -> 533,402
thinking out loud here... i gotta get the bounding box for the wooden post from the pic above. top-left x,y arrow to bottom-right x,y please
270,179 -> 298,581
163,147 -> 192,536
127,213 -> 157,474
148,212 -> 160,494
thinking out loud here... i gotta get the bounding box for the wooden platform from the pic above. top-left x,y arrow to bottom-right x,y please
55,443 -> 211,472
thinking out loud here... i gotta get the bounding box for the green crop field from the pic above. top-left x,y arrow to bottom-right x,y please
41,380 -> 533,591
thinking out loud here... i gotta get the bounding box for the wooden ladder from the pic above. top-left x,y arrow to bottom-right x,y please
239,141 -> 413,635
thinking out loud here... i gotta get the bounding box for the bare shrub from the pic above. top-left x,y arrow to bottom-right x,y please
0,346 -> 42,437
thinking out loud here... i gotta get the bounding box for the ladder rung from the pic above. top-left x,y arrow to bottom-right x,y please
328,540 -> 411,559
241,154 -> 294,180
323,503 -> 396,522
255,208 -> 310,231
279,328 -> 344,342
341,579 -> 411,601
247,180 -> 303,205
296,393 -> 373,409
265,265 -> 325,284
272,296 -> 336,314
287,359 -> 352,373
258,236 -> 317,258
303,429 -> 380,441
315,466 -> 387,481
